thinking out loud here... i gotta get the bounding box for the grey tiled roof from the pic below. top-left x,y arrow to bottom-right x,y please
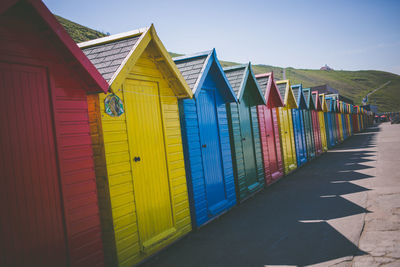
326,98 -> 332,110
174,55 -> 208,91
81,35 -> 141,82
276,82 -> 287,100
224,66 -> 246,96
291,86 -> 300,103
313,93 -> 319,106
256,76 -> 270,96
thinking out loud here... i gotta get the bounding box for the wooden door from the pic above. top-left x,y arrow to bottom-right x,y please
197,89 -> 227,214
265,108 -> 279,177
0,62 -> 68,266
125,79 -> 175,251
239,93 -> 258,191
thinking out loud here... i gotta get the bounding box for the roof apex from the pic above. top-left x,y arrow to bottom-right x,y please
78,27 -> 148,48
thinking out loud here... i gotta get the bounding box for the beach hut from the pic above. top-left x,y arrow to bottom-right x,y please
0,0 -> 108,266
302,88 -> 316,160
255,72 -> 285,185
325,97 -> 336,148
353,105 -> 360,133
340,101 -> 347,140
318,93 -> 328,152
333,99 -> 342,142
291,84 -> 308,167
224,63 -> 266,201
80,26 -> 193,266
276,80 -> 298,174
173,50 -> 237,227
311,91 -> 323,156
348,104 -> 353,136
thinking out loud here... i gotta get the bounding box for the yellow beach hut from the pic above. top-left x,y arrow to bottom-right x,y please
80,25 -> 193,266
276,80 -> 298,174
318,93 -> 328,152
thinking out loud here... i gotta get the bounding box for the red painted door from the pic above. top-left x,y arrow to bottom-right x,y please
0,62 -> 68,266
265,108 -> 280,179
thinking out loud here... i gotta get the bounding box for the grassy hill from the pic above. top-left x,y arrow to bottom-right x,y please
55,15 -> 107,43
56,15 -> 400,112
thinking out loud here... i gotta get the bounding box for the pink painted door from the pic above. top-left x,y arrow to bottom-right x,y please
0,62 -> 68,266
265,108 -> 280,179
311,110 -> 322,155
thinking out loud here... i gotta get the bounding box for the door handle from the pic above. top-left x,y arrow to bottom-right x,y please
267,134 -> 270,137
242,137 -> 246,141
202,144 -> 207,148
134,156 -> 141,162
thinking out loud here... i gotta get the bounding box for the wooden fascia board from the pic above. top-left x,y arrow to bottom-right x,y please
149,25 -> 193,99
212,50 -> 238,103
192,51 -> 213,98
248,63 -> 266,106
108,28 -> 151,92
22,0 -> 109,93
237,64 -> 250,101
258,72 -> 284,108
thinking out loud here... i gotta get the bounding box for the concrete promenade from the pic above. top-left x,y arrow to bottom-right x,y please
143,123 -> 400,267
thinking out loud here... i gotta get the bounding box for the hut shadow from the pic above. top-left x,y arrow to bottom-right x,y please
142,127 -> 379,267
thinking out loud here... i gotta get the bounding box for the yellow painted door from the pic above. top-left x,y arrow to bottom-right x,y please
278,108 -> 288,173
287,110 -> 297,170
319,112 -> 327,151
125,79 -> 175,251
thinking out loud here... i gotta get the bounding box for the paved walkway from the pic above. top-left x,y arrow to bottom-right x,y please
143,123 -> 400,267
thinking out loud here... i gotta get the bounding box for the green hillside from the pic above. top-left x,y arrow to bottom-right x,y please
55,15 -> 107,43
218,62 -> 400,112
56,15 -> 400,112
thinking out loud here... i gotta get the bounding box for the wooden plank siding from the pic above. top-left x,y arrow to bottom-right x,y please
88,45 -> 191,266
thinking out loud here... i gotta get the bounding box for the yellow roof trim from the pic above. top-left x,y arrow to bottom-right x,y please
108,25 -> 192,99
276,80 -> 298,109
320,94 -> 328,112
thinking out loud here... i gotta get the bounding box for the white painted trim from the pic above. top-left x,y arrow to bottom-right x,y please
78,27 -> 149,48
107,27 -> 151,86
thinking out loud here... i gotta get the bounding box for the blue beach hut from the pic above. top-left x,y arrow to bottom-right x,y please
174,50 -> 238,227
291,84 -> 308,167
325,97 -> 336,148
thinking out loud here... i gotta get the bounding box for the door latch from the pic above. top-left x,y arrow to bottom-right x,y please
134,156 -> 141,162
202,144 -> 207,148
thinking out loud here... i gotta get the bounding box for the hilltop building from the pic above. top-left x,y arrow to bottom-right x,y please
320,64 -> 334,71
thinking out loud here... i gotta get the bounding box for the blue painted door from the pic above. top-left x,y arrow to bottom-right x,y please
298,110 -> 307,165
198,89 -> 227,215
292,109 -> 307,166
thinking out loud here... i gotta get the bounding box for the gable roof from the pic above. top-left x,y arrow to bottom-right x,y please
1,0 -> 108,93
255,72 -> 284,108
173,49 -> 237,102
79,25 -> 192,98
276,80 -> 298,109
312,91 -> 322,111
223,63 -> 265,105
303,88 -> 316,110
325,97 -> 333,112
319,94 -> 328,112
291,84 -> 307,109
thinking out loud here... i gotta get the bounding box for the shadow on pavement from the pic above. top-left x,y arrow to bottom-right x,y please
143,127 -> 380,267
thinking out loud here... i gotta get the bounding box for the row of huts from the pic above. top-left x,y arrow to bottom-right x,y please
0,1 -> 374,266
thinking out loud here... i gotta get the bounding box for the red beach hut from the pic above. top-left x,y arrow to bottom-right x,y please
0,1 -> 108,266
256,72 -> 285,185
312,91 -> 323,156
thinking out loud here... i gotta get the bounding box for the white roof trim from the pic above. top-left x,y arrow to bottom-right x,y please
107,27 -> 151,86
78,27 -> 149,48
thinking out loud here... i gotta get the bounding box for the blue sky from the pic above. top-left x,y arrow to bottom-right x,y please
44,0 -> 400,75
